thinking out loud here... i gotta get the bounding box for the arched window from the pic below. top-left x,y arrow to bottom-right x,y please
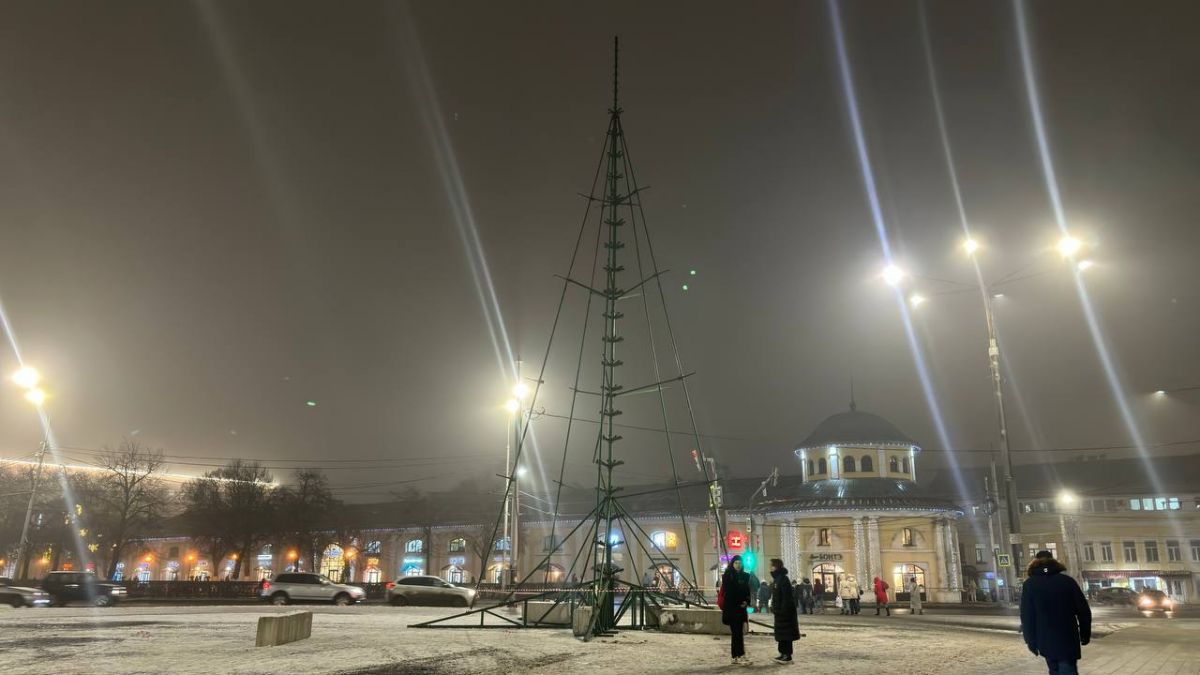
651,530 -> 679,552
902,527 -> 914,546
405,539 -> 423,553
365,540 -> 382,554
818,458 -> 827,474
902,457 -> 910,474
889,456 -> 900,473
807,459 -> 815,476
819,528 -> 831,546
861,455 -> 873,472
448,538 -> 466,553
543,534 -> 559,552
494,537 -> 511,552
843,456 -> 856,473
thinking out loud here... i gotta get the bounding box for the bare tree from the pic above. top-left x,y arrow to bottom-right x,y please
79,440 -> 171,578
274,470 -> 335,572
179,460 -> 276,579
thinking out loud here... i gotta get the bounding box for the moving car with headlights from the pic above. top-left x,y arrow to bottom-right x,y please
40,571 -> 126,607
258,573 -> 365,606
387,575 -> 476,607
0,577 -> 50,608
1136,589 -> 1174,612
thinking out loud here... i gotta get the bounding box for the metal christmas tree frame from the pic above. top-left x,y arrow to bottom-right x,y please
413,38 -> 726,638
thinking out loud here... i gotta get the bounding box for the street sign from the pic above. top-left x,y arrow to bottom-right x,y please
1008,534 -> 1022,545
997,554 -> 1012,567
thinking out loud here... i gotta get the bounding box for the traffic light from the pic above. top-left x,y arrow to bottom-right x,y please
742,550 -> 757,573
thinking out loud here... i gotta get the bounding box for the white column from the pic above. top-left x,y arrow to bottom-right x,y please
933,518 -> 947,598
780,522 -> 801,578
853,516 -> 867,593
830,446 -> 840,479
867,516 -> 881,581
945,518 -> 961,591
877,448 -> 886,476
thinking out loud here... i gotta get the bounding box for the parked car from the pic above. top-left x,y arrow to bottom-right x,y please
0,577 -> 50,608
387,575 -> 476,607
258,573 -> 365,606
40,571 -> 126,607
1090,586 -> 1138,606
1136,590 -> 1174,612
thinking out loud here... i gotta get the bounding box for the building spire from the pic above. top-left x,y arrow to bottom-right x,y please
849,377 -> 857,412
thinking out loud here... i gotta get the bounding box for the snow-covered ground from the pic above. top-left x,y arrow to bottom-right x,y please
0,603 -> 1055,674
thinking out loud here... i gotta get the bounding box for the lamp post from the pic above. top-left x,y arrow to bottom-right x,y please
11,366 -> 48,580
745,468 -> 778,580
1056,491 -> 1082,582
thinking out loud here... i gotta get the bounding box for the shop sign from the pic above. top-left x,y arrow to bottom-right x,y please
726,530 -> 745,550
448,556 -> 466,567
808,553 -> 843,561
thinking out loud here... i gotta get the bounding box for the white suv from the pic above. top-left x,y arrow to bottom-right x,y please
259,573 -> 365,606
387,575 -> 475,607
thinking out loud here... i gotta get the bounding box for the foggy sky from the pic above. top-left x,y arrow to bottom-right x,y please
0,0 -> 1196,501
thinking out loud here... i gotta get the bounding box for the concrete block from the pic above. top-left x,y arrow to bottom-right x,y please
256,611 -> 313,647
647,606 -> 727,635
571,605 -> 593,637
522,600 -> 571,625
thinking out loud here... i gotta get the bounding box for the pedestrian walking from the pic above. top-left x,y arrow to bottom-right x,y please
769,559 -> 799,663
812,578 -> 825,613
906,576 -> 923,615
1020,551 -> 1091,675
873,576 -> 891,616
719,555 -> 754,666
838,575 -> 857,615
757,574 -> 773,613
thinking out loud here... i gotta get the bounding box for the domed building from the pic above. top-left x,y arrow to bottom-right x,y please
755,402 -> 966,604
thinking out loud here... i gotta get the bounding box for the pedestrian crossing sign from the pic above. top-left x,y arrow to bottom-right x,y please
997,554 -> 1011,567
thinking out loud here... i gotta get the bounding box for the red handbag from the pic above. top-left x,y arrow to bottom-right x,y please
717,584 -> 726,610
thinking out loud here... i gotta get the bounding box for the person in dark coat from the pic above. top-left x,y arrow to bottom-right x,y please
757,575 -> 773,613
812,578 -> 825,613
721,555 -> 753,665
1020,551 -> 1091,675
769,559 -> 800,663
796,577 -> 814,614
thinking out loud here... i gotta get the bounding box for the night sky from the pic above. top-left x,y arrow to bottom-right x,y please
0,1 -> 1196,501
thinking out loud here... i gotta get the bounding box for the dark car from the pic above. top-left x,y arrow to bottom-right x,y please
1090,586 -> 1138,606
0,577 -> 50,608
1136,590 -> 1174,613
40,571 -> 127,607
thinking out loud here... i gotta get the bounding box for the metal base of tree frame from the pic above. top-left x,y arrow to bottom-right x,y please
413,37 -> 728,639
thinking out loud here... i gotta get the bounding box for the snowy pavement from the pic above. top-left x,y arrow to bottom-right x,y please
0,603 -> 1177,674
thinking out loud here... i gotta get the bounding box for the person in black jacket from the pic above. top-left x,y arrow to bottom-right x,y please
1020,551 -> 1091,675
721,555 -> 753,665
770,559 -> 800,663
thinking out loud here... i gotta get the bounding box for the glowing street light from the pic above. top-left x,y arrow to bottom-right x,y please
909,294 -> 927,308
962,238 -> 980,255
512,382 -> 531,400
11,366 -> 40,390
504,398 -> 520,414
1154,390 -> 1167,396
881,265 -> 906,287
1057,491 -> 1076,506
1057,235 -> 1082,257
23,388 -> 46,406
1076,259 -> 1094,272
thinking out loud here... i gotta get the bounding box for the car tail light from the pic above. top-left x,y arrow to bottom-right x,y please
385,582 -> 396,590
262,582 -> 271,591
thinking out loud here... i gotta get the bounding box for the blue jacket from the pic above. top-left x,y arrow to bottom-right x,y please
1020,559 -> 1092,661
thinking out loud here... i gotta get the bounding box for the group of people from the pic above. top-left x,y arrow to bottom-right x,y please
719,555 -> 799,665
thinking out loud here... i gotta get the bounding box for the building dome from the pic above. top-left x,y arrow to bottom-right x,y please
795,407 -> 919,452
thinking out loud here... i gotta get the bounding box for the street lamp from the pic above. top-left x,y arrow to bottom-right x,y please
881,265 -> 906,287
909,294 -> 927,308
962,238 -> 980,255
11,366 -> 40,390
1056,235 -> 1082,257
1056,491 -> 1082,581
11,367 -> 50,580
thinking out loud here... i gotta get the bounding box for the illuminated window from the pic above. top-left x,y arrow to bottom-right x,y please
861,456 -> 873,472
405,540 -> 423,553
650,531 -> 679,552
494,537 -> 511,552
902,528 -> 914,547
448,538 -> 466,553
365,541 -> 382,554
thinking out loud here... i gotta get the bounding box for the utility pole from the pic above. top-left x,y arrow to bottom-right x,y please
981,292 -> 1023,593
745,468 -> 778,579
985,466 -> 1013,602
15,441 -> 48,580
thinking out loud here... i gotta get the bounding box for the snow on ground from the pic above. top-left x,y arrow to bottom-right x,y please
0,603 -> 1047,674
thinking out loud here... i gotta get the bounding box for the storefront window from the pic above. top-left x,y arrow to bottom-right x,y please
405,540 -> 423,553
811,563 -> 843,595
448,538 -> 466,553
892,564 -> 926,597
401,556 -> 425,577
650,531 -> 678,552
320,545 -> 346,581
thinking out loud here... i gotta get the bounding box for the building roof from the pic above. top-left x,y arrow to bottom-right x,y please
796,407 -> 918,451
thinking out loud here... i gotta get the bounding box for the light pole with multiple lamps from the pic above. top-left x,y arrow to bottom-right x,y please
11,366 -> 49,580
882,233 -> 1091,602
